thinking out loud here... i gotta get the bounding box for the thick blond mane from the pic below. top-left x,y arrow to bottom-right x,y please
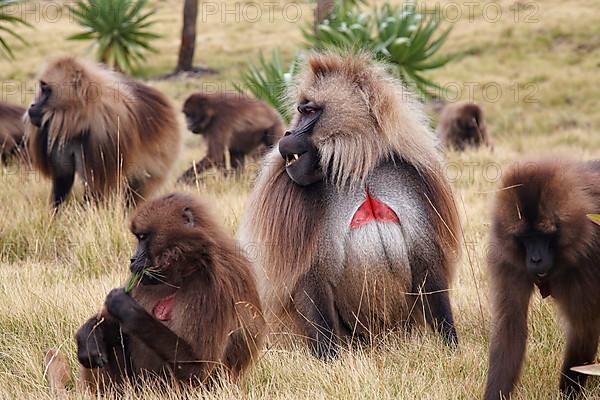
291,51 -> 441,189
24,56 -> 181,202
34,57 -> 136,153
241,51 -> 461,320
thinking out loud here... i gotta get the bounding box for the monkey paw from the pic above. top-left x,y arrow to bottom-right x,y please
76,322 -> 108,369
77,343 -> 108,369
105,288 -> 140,322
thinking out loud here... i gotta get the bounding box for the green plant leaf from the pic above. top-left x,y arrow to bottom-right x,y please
304,0 -> 455,98
587,214 -> 600,226
67,0 -> 160,74
0,0 -> 31,59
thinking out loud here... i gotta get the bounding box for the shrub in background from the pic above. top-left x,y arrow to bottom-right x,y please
67,0 -> 160,74
0,0 -> 31,59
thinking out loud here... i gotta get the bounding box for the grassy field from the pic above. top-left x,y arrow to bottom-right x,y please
1,0 -> 600,398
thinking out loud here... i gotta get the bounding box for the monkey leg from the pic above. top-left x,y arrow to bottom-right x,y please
409,255 -> 459,348
229,150 -> 245,173
292,270 -> 341,360
483,263 -> 533,400
222,331 -> 255,383
104,289 -> 206,382
177,157 -> 222,184
50,153 -> 76,208
559,323 -> 599,398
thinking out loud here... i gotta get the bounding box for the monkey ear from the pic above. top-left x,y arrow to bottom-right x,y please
182,207 -> 195,227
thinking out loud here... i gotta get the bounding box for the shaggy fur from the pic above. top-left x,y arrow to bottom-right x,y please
239,52 -> 461,350
24,56 -> 181,203
178,91 -> 284,182
0,101 -> 27,163
485,158 -> 600,399
45,193 -> 265,393
437,101 -> 490,151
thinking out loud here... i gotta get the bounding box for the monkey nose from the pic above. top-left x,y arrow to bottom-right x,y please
529,256 -> 542,264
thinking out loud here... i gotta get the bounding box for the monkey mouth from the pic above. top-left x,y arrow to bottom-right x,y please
284,153 -> 302,167
536,272 -> 548,278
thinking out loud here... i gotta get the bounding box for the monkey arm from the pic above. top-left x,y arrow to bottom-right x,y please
104,289 -> 204,381
483,263 -> 533,400
292,269 -> 341,360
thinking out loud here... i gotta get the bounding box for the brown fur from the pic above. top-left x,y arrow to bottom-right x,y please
437,101 -> 491,151
0,101 -> 27,163
485,158 -> 600,399
24,56 -> 181,204
239,52 -> 461,348
178,91 -> 284,182
45,193 -> 265,393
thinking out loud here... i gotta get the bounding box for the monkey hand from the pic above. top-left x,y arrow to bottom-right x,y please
76,317 -> 109,369
105,288 -> 144,322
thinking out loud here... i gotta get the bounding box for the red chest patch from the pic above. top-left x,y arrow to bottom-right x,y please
350,190 -> 400,229
152,294 -> 176,321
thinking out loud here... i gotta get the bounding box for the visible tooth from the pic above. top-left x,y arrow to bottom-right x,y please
293,154 -> 299,160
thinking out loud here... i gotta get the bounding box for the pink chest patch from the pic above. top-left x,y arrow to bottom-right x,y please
152,294 -> 176,321
350,189 -> 400,229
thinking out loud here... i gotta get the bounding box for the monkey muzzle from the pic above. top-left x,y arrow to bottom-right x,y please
279,141 -> 323,186
28,103 -> 44,127
279,103 -> 324,186
524,237 -> 554,279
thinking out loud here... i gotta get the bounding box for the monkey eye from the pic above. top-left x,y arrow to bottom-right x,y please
298,100 -> 321,115
136,233 -> 149,241
40,81 -> 51,94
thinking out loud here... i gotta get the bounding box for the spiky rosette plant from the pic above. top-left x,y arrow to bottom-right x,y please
67,0 -> 160,74
304,1 -> 456,98
234,51 -> 301,123
0,0 -> 31,59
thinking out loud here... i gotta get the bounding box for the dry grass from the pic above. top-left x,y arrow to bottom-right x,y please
1,0 -> 600,398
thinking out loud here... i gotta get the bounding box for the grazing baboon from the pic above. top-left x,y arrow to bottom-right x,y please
177,91 -> 284,183
0,101 -> 27,163
44,193 -> 265,392
484,159 -> 600,399
238,52 -> 461,359
437,101 -> 490,151
24,56 -> 182,207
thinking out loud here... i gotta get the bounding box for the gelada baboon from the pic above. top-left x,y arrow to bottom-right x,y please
24,56 -> 182,207
177,91 -> 284,183
484,159 -> 600,399
0,101 -> 27,163
44,193 -> 265,392
238,52 -> 461,359
437,101 -> 491,151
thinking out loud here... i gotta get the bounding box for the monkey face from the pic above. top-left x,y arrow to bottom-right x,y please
278,100 -> 324,186
183,96 -> 215,134
129,194 -> 203,286
28,81 -> 52,127
458,117 -> 480,141
516,231 -> 557,279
